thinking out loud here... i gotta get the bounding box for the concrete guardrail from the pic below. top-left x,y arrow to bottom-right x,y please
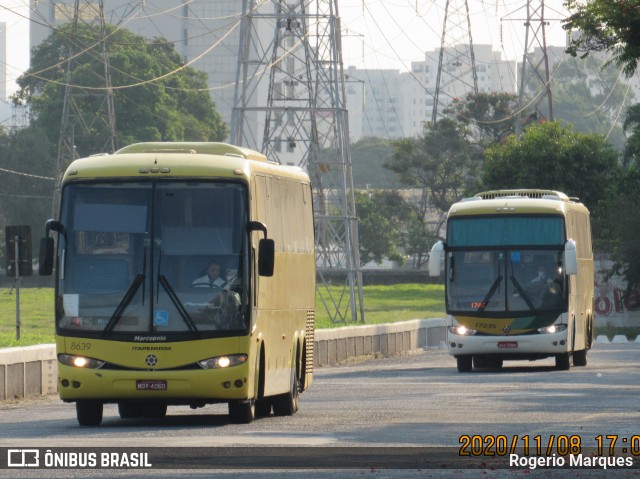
0,318 -> 447,402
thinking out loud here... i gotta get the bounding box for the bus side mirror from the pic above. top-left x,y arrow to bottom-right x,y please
39,219 -> 63,276
248,221 -> 275,277
428,241 -> 444,277
564,239 -> 578,276
258,238 -> 275,277
39,237 -> 54,276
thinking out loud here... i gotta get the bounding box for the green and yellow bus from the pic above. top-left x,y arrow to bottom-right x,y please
40,142 -> 315,425
428,190 -> 594,372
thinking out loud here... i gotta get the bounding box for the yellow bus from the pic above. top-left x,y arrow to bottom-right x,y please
39,142 -> 315,425
428,190 -> 594,372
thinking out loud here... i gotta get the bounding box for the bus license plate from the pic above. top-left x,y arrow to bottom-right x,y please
498,341 -> 518,349
136,380 -> 167,391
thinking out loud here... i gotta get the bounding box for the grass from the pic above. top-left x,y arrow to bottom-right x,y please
0,287 -> 55,348
315,283 -> 445,328
0,284 -> 446,348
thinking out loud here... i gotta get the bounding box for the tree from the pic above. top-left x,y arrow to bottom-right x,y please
480,121 -> 620,240
564,0 -> 640,77
387,118 -> 479,268
349,137 -> 397,189
595,166 -> 640,293
15,23 -> 227,157
623,104 -> 640,166
0,126 -> 56,259
355,190 -> 408,266
443,92 -> 520,147
517,50 -> 631,150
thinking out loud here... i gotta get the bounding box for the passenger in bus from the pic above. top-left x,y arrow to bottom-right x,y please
191,260 -> 227,289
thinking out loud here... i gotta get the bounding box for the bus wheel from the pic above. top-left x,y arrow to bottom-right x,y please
118,402 -> 143,419
76,400 -> 103,426
456,355 -> 472,373
255,398 -> 272,418
144,402 -> 168,418
555,353 -> 571,370
229,399 -> 255,424
273,365 -> 299,416
573,349 -> 588,367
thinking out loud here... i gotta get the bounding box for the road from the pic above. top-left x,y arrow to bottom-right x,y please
1,343 -> 640,478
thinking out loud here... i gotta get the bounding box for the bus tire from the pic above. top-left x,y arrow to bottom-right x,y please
555,352 -> 571,370
473,356 -> 503,369
76,400 -> 103,426
573,349 -> 588,367
255,398 -> 272,418
273,364 -> 299,416
118,402 -> 143,419
229,399 -> 255,424
144,402 -> 167,418
456,355 -> 473,373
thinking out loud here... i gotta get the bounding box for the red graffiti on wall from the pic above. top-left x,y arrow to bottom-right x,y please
595,287 -> 640,317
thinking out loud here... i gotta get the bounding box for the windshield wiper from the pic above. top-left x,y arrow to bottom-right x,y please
103,274 -> 145,337
158,275 -> 199,334
477,275 -> 503,313
510,276 -> 537,313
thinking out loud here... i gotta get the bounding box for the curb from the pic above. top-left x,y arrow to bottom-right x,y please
0,318 -> 447,402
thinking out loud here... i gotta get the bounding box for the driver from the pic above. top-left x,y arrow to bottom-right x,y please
191,260 -> 226,289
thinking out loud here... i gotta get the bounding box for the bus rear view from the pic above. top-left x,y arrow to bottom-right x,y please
428,190 -> 594,372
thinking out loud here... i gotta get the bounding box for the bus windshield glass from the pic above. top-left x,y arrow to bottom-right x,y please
445,216 -> 567,315
56,181 -> 249,337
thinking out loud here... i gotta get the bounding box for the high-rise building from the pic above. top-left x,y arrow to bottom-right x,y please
345,45 -> 517,141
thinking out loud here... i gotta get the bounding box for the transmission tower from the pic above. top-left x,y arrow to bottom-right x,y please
431,0 -> 478,124
231,0 -> 365,324
53,0 -> 117,217
514,0 -> 554,136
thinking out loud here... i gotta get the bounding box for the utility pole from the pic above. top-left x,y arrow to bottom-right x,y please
231,0 -> 365,324
432,0 -> 478,124
53,0 -> 117,218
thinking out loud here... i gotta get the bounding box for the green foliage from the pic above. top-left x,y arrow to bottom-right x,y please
444,92 -> 519,147
564,0 -> 640,77
0,127 -> 56,258
623,104 -> 640,166
15,23 -> 227,157
481,121 -> 620,214
386,119 -> 480,266
388,119 -> 479,213
350,137 -> 398,188
355,190 -> 409,265
521,53 -> 630,150
594,166 -> 640,292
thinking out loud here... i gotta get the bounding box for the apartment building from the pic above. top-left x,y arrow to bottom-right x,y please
346,45 -> 517,141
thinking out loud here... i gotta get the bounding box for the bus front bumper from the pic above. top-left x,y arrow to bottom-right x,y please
57,363 -> 251,402
447,328 -> 569,357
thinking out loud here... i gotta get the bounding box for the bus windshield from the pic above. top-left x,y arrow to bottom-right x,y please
56,181 -> 249,338
445,216 -> 567,316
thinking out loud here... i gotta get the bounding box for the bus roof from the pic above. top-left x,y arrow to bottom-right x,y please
114,142 -> 272,162
63,142 -> 309,183
449,189 -> 589,217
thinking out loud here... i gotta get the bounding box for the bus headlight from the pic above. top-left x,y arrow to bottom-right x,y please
448,325 -> 477,336
197,354 -> 247,370
58,354 -> 105,369
537,324 -> 567,334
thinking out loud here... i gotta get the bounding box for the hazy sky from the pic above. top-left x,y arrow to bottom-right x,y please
0,0 -> 571,96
